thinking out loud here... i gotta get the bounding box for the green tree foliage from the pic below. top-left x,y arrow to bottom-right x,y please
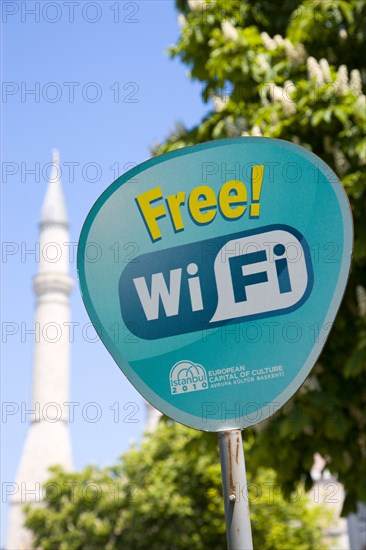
154,0 -> 366,514
25,422 -> 329,549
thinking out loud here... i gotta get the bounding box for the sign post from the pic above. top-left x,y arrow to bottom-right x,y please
219,430 -> 253,550
78,137 -> 353,547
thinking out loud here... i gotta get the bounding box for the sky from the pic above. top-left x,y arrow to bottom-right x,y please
1,1 -> 207,544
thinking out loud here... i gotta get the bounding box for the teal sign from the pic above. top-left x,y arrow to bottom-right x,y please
77,138 -> 353,431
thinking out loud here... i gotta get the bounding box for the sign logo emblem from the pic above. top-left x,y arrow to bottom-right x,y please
170,360 -> 208,395
119,225 -> 313,339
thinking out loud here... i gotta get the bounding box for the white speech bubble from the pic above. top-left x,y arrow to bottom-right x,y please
210,228 -> 310,323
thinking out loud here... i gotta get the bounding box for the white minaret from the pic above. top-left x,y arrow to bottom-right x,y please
7,150 -> 73,550
145,400 -> 162,432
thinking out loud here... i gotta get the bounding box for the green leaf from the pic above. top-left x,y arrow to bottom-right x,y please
344,346 -> 366,377
312,109 -> 326,126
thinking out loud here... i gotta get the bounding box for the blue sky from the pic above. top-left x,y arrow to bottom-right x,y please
1,1 -> 207,544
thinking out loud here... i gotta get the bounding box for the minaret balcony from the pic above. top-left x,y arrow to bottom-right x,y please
33,272 -> 73,297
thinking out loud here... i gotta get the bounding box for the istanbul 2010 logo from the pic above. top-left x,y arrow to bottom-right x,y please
170,360 -> 209,395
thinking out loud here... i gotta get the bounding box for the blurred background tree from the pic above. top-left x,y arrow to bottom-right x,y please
154,0 -> 366,515
25,422 -> 330,549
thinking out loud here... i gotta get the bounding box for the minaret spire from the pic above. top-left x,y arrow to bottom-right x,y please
40,149 -> 68,227
7,150 -> 73,550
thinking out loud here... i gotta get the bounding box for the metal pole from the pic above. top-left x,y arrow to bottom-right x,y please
218,430 -> 253,550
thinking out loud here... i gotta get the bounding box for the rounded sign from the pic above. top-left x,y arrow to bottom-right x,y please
77,138 -> 353,431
